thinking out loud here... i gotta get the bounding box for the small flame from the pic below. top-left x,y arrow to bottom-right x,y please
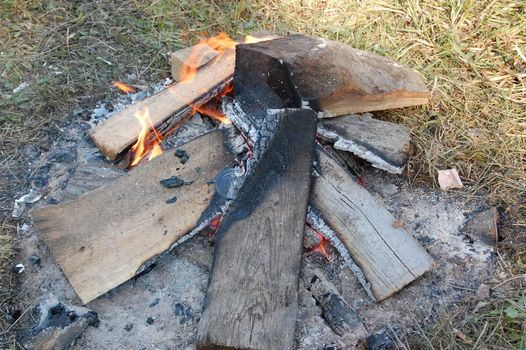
129,108 -> 163,167
311,230 -> 332,260
193,83 -> 234,125
125,33 -> 276,168
179,33 -> 276,84
112,81 -> 136,94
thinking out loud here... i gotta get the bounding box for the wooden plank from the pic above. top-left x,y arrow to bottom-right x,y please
311,147 -> 433,301
89,51 -> 235,161
318,113 -> 411,174
31,131 -> 231,304
197,109 -> 318,350
235,35 -> 429,116
170,43 -> 218,81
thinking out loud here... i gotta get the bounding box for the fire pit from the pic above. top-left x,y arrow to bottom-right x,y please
13,33 -> 495,350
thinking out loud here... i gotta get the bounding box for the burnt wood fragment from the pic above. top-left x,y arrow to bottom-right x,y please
197,109 -> 318,350
302,264 -> 367,339
159,176 -> 193,188
318,113 -> 411,174
235,35 -> 429,116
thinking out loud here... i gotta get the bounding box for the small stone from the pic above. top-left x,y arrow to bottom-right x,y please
159,176 -> 193,188
438,168 -> 463,190
476,283 -> 491,299
146,317 -> 154,325
124,323 -> 134,332
149,298 -> 160,307
29,254 -> 41,266
165,196 -> 177,204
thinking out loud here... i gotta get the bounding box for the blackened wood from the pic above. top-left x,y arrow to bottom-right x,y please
461,207 -> 498,246
318,113 -> 411,174
234,35 -> 429,116
197,109 -> 318,350
311,146 -> 433,301
302,264 -> 367,339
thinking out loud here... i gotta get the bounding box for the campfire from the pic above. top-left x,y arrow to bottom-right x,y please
23,32 -> 495,350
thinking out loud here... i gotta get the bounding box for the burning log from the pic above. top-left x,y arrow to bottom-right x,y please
318,113 -> 411,174
31,131 -> 232,304
234,35 -> 429,116
197,109 -> 318,350
90,51 -> 235,161
311,146 -> 433,301
170,43 -> 219,82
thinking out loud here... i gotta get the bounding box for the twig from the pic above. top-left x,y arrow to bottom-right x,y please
472,321 -> 488,349
492,274 -> 526,290
5,300 -> 37,333
410,312 -> 436,350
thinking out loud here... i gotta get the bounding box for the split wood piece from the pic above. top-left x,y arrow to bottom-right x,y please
32,131 -> 231,304
90,51 -> 235,161
302,264 -> 367,339
197,109 -> 318,350
235,35 -> 429,116
311,147 -> 433,301
318,113 -> 411,174
170,43 -> 219,81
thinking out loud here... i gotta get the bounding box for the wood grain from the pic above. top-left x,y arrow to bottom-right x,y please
31,131 -> 230,304
89,51 -> 234,160
318,113 -> 411,174
311,147 -> 433,301
235,35 -> 429,116
197,109 -> 318,350
170,43 -> 218,81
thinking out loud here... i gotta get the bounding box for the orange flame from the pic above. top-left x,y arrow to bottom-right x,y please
178,33 -> 275,124
179,32 -> 276,84
112,81 -> 136,94
126,33 -> 276,168
129,108 -> 163,167
311,230 -> 331,260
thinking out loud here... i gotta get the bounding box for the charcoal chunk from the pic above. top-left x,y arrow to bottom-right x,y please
159,176 -> 193,188
174,149 -> 190,164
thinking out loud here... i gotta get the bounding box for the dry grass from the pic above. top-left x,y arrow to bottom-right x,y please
0,0 -> 525,348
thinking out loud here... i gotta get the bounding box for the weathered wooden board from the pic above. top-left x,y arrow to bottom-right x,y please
170,43 -> 219,81
318,113 -> 411,174
197,110 -> 318,350
60,163 -> 124,202
235,35 -> 429,116
32,131 -> 231,304
90,51 -> 235,161
311,147 -> 433,301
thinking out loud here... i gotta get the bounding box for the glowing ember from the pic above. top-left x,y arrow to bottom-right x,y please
311,230 -> 332,260
112,81 -> 136,94
129,108 -> 163,167
210,215 -> 223,231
